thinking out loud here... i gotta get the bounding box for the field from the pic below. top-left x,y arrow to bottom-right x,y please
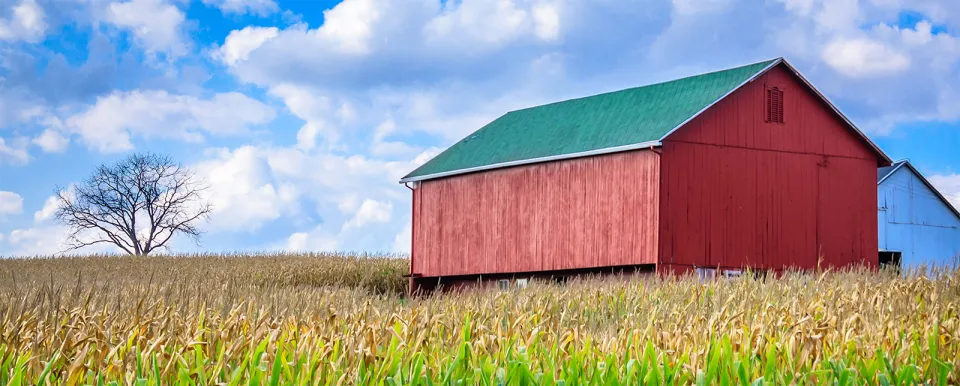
0,253 -> 957,385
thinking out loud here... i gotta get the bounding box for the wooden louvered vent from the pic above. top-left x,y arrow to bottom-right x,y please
766,86 -> 784,124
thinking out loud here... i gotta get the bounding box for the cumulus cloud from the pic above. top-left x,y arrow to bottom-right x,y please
315,0 -> 382,54
0,190 -> 117,256
821,37 -> 911,78
0,0 -> 45,42
1,225 -> 68,256
392,223 -> 411,252
182,141 -> 421,251
65,90 -> 276,152
0,222 -> 117,256
342,199 -> 392,230
286,230 -> 338,251
193,146 -> 302,232
929,174 -> 960,210
32,128 -> 69,153
217,26 -> 279,66
425,0 -> 556,48
0,137 -> 29,164
224,0 -> 572,91
33,194 -> 58,222
202,0 -> 278,16
0,191 -> 23,216
267,84 -> 341,148
105,0 -> 188,60
370,119 -> 419,157
672,0 -> 733,16
532,3 -> 560,41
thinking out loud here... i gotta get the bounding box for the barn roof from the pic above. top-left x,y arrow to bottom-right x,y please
877,161 -> 904,183
402,58 -> 890,183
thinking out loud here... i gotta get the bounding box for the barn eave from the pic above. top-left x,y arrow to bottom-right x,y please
399,140 -> 662,183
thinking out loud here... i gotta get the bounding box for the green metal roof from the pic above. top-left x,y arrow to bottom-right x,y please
402,59 -> 781,182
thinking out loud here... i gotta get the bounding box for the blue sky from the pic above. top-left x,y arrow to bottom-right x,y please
1,0 -> 959,256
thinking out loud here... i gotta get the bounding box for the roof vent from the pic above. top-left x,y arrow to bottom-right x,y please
766,86 -> 784,124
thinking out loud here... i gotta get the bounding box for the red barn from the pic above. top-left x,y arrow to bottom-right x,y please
400,58 -> 892,291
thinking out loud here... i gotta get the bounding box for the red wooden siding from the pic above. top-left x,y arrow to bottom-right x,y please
412,150 -> 660,278
658,64 -> 880,273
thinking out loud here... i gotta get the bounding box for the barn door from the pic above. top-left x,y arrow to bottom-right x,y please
816,156 -> 868,268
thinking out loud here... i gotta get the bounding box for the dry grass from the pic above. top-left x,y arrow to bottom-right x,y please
0,252 -> 409,296
0,253 -> 957,385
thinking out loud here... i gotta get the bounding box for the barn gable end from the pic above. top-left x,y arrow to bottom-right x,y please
877,161 -> 960,268
664,64 -> 882,162
658,63 -> 883,273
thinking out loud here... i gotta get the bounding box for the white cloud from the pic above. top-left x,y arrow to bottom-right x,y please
267,84 -> 340,148
33,194 -> 58,222
371,118 -> 418,157
2,225 -> 68,256
813,0 -> 860,32
106,0 -> 187,60
193,146 -> 302,232
217,26 -> 279,66
0,223 -> 118,256
32,128 -> 69,153
203,0 -> 278,16
183,141 -> 422,252
425,0 -> 528,47
413,147 -> 441,165
0,191 -> 102,256
532,3 -> 561,41
0,137 -> 29,164
929,174 -> 960,210
343,199 -> 392,230
315,0 -> 382,55
225,0 -> 568,89
821,37 -> 911,78
65,90 -> 275,152
778,0 -> 814,15
672,0 -> 732,15
392,222 -> 411,252
0,191 -> 23,216
0,0 -> 46,43
286,230 -> 339,251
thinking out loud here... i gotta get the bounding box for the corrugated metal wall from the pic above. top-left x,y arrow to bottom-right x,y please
412,150 -> 660,278
879,167 -> 960,268
659,64 -> 880,272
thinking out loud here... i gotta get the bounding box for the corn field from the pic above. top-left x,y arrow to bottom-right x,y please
0,253 -> 957,385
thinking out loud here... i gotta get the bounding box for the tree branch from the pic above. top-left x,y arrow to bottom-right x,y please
54,152 -> 211,256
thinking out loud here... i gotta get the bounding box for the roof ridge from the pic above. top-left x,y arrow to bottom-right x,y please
507,57 -> 782,114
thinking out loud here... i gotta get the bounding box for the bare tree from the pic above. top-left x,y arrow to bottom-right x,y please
55,153 -> 212,255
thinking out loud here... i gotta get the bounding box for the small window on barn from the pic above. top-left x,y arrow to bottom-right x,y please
765,86 -> 784,124
497,279 -> 510,291
515,278 -> 528,289
695,267 -> 717,282
722,269 -> 743,278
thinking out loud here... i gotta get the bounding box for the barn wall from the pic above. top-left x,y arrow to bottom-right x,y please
412,150 -> 660,278
659,64 -> 880,273
879,167 -> 960,268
